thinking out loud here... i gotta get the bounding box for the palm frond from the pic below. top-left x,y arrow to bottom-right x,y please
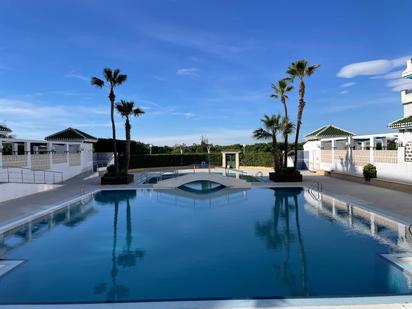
91,77 -> 104,87
253,128 -> 272,140
103,68 -> 113,82
115,74 -> 127,86
133,107 -> 145,117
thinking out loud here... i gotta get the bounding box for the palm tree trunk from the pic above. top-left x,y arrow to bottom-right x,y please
293,194 -> 308,294
109,88 -> 118,175
125,118 -> 131,175
272,134 -> 280,171
282,97 -> 289,168
294,80 -> 305,170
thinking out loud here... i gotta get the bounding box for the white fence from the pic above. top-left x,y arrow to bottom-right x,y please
0,138 -> 94,182
305,134 -> 412,184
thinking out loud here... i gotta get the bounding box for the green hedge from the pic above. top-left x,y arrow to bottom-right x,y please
129,153 -> 222,168
240,152 -> 273,167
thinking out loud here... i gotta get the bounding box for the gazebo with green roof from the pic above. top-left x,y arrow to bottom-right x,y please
304,125 -> 355,141
45,127 -> 98,143
0,124 -> 12,138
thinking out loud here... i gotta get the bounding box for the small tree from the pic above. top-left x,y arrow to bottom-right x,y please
280,118 -> 295,168
253,114 -> 283,171
363,164 -> 377,181
115,100 -> 144,174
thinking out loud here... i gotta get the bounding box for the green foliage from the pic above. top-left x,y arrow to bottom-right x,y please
94,138 -> 149,154
240,152 -> 273,167
129,153 -> 222,169
363,163 -> 377,180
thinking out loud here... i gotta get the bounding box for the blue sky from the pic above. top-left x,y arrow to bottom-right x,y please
0,0 -> 411,145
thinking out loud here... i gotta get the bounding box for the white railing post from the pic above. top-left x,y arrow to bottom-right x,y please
370,137 -> 376,163
347,137 -> 353,167
0,142 -> 3,169
25,142 -> 31,169
66,143 -> 70,166
47,143 -> 53,173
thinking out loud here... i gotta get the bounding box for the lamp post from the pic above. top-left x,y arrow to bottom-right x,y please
149,144 -> 152,155
242,144 -> 246,153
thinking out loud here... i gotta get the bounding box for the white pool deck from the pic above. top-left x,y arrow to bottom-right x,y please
2,169 -> 412,308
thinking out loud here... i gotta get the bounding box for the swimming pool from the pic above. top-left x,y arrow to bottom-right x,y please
0,187 -> 411,304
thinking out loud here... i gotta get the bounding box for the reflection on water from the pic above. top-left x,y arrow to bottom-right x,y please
0,188 -> 412,303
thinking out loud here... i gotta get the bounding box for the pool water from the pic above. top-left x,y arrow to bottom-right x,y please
0,187 -> 411,304
179,180 -> 225,193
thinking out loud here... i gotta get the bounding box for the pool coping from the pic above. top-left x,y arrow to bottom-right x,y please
1,184 -> 412,308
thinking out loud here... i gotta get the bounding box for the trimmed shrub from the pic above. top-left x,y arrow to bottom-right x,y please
129,153 -> 222,168
240,152 -> 273,167
363,163 -> 377,181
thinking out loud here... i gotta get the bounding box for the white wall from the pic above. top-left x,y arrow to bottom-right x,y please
0,183 -> 59,202
0,140 -> 94,183
305,134 -> 412,184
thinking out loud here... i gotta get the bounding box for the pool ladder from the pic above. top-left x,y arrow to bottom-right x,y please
308,181 -> 323,201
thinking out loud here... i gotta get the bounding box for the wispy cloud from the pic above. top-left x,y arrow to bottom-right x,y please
171,112 -> 195,118
65,71 -> 89,81
0,97 -> 108,139
319,96 -> 397,113
339,90 -> 348,95
387,78 -> 412,92
370,70 -> 403,80
139,128 -> 253,146
176,67 -> 200,78
340,82 -> 356,88
337,55 -> 412,78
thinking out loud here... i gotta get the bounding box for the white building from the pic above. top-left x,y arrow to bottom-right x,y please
0,127 -> 97,183
304,59 -> 412,183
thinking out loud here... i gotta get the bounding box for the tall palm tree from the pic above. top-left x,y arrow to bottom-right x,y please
287,60 -> 320,169
271,78 -> 294,167
115,100 -> 145,174
253,114 -> 283,171
91,68 -> 128,176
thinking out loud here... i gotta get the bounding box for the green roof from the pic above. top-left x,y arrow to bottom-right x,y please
304,125 -> 354,141
388,116 -> 412,129
0,124 -> 11,132
45,127 -> 98,142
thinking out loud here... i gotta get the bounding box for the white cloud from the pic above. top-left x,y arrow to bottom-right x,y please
337,55 -> 412,78
171,112 -> 195,118
339,90 -> 348,95
370,70 -> 403,80
139,128 -> 253,146
0,97 -> 108,139
176,67 -> 199,78
387,78 -> 412,92
340,82 -> 356,88
65,72 -> 89,81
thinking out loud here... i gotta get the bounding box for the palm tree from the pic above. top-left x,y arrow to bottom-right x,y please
271,78 -> 293,167
91,68 -> 128,176
253,114 -> 283,171
115,100 -> 144,174
287,60 -> 320,169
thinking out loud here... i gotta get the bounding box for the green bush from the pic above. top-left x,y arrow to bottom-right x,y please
129,153 -> 222,168
363,163 -> 377,181
240,152 -> 273,167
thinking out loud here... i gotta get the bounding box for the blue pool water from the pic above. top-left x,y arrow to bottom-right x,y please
0,187 -> 411,304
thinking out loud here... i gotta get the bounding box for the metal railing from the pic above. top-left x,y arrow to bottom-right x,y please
308,181 -> 323,201
0,166 -> 64,184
